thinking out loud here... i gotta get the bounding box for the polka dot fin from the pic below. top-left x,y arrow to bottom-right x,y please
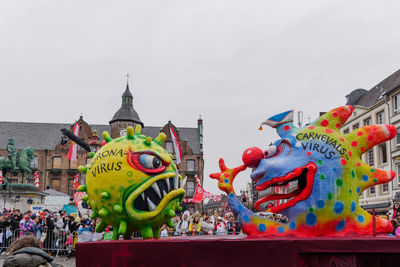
312,105 -> 353,130
346,124 -> 396,156
358,167 -> 396,192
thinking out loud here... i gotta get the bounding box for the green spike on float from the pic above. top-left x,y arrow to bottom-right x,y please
167,219 -> 174,228
144,136 -> 152,146
99,208 -> 109,217
126,126 -> 135,139
134,124 -> 142,135
95,221 -> 107,233
177,206 -> 183,211
166,208 -> 175,218
154,132 -> 166,145
101,191 -> 111,199
118,219 -> 127,235
168,154 -> 174,160
78,166 -> 87,174
90,211 -> 98,219
102,131 -> 113,143
81,195 -> 88,202
78,185 -> 87,192
113,204 -> 123,214
89,152 -> 95,158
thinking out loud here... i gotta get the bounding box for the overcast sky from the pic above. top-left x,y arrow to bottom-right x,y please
1,0 -> 400,194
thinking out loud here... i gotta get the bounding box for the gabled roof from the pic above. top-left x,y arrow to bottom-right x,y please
347,68 -> 400,107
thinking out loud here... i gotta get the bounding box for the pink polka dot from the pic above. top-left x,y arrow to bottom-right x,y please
361,147 -> 365,151
340,137 -> 345,142
308,126 -> 315,130
357,131 -> 363,136
307,152 -> 311,156
351,141 -> 358,147
326,129 -> 334,133
348,151 -> 352,157
367,135 -> 374,141
335,123 -> 341,128
341,158 -> 347,165
356,162 -> 361,167
284,125 -> 290,131
321,120 -> 329,127
333,112 -> 338,117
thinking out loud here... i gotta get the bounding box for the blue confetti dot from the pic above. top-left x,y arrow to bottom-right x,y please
317,200 -> 325,209
258,223 -> 266,232
358,215 -> 365,223
356,187 -> 360,194
238,205 -> 243,211
243,215 -> 249,223
229,193 -> 234,198
336,220 -> 345,231
333,167 -> 337,172
334,202 -> 344,214
289,221 -> 296,230
306,213 -> 317,226
362,175 -> 369,182
277,227 -> 285,233
224,179 -> 229,183
351,202 -> 356,213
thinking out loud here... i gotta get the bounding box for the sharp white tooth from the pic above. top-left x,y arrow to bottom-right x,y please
147,198 -> 157,211
151,183 -> 161,198
141,193 -> 145,200
166,178 -> 171,191
182,176 -> 187,188
162,188 -> 168,197
174,173 -> 179,189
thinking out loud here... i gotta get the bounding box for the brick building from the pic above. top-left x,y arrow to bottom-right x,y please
0,82 -> 204,206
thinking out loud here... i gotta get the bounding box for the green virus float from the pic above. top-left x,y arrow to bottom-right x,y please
78,125 -> 185,239
211,106 -> 396,236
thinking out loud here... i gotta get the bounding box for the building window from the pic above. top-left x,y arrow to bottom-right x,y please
186,181 -> 195,197
52,157 -> 61,169
186,160 -> 195,172
70,160 -> 78,169
394,94 -> 400,114
51,178 -> 61,191
397,164 -> 400,187
367,150 -> 374,166
379,144 -> 387,164
364,118 -> 371,126
382,183 -> 389,193
68,179 -> 74,196
396,129 -> 400,148
31,156 -> 38,169
370,186 -> 375,195
165,142 -> 173,154
377,111 -> 385,124
352,124 -> 359,130
343,129 -> 349,134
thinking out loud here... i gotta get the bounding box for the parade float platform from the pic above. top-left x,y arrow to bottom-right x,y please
76,235 -> 400,267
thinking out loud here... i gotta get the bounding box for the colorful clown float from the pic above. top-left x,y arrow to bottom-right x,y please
210,106 -> 397,236
76,125 -> 185,239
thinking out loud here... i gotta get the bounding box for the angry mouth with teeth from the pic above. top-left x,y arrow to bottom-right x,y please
77,125 -> 185,239
210,106 -> 396,237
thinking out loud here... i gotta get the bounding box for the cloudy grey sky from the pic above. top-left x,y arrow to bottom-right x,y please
1,0 -> 400,193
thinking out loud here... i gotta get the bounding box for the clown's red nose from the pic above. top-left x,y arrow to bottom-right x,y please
242,147 -> 264,168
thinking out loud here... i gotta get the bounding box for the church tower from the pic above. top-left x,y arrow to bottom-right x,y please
110,79 -> 143,138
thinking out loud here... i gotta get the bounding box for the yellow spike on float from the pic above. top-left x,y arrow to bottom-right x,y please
95,220 -> 107,233
113,204 -> 123,214
90,211 -> 98,219
168,154 -> 174,160
154,132 -> 166,145
144,136 -> 152,146
78,185 -> 87,192
134,124 -> 142,135
126,126 -> 135,139
102,131 -> 113,143
78,166 -> 87,174
118,219 -> 127,235
99,208 -> 109,217
89,152 -> 95,158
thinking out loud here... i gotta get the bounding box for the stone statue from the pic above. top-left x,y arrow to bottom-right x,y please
0,139 -> 35,184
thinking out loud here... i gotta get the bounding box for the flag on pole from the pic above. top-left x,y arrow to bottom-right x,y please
34,171 -> 40,189
73,173 -> 80,190
169,126 -> 182,164
184,176 -> 221,203
66,122 -> 80,162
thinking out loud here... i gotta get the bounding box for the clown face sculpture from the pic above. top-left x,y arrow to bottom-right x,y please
210,106 -> 396,236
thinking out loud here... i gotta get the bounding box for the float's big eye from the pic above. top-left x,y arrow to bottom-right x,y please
139,154 -> 162,169
265,145 -> 277,156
